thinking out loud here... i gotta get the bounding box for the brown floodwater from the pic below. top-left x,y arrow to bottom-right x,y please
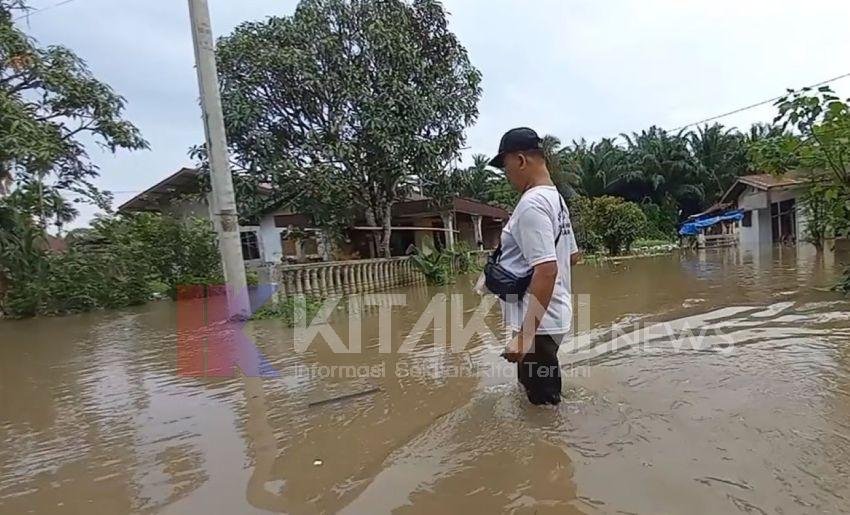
2,245 -> 850,514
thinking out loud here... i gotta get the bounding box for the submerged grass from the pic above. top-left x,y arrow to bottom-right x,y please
251,295 -> 331,326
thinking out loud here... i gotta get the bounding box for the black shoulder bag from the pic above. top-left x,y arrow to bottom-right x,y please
484,197 -> 565,301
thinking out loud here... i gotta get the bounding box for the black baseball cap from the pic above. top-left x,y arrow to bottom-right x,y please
488,127 -> 543,168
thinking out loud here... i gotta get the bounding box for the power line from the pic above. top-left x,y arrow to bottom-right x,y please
668,71 -> 850,133
12,0 -> 77,21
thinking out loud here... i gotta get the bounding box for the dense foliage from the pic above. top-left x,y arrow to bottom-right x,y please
0,212 -> 221,318
212,0 -> 482,256
569,196 -> 647,255
409,242 -> 480,286
0,0 -> 147,229
251,295 -> 328,326
410,249 -> 453,285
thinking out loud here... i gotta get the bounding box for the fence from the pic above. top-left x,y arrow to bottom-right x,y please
699,234 -> 738,248
268,250 -> 490,298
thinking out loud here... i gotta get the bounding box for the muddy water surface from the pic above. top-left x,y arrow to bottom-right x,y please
2,245 -> 850,514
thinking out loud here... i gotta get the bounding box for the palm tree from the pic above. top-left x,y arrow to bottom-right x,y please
456,154 -> 496,202
540,134 -> 562,173
559,138 -> 628,198
618,126 -> 703,216
686,123 -> 748,204
535,134 -> 594,199
745,122 -> 784,143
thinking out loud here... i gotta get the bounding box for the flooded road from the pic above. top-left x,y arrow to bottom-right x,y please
2,245 -> 850,514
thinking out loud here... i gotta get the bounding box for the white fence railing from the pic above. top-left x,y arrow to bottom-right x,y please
268,250 -> 490,297
271,256 -> 422,297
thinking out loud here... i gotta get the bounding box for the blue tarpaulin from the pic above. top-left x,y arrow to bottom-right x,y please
678,210 -> 744,236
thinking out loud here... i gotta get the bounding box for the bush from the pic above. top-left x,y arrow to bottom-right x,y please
568,195 -> 647,256
567,196 -> 602,253
638,202 -> 678,241
592,196 -> 647,255
450,241 -> 481,274
411,250 -> 454,285
0,210 -> 222,318
90,214 -> 222,299
251,295 -> 328,326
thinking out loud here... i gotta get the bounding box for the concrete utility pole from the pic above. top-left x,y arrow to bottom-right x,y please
187,0 -> 250,319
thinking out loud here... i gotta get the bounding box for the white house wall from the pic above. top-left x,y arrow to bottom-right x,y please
737,186 -> 806,247
258,214 -> 284,263
738,189 -> 767,211
739,208 -> 771,246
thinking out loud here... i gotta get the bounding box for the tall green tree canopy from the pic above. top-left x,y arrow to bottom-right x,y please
617,126 -> 702,214
558,137 -> 627,198
749,86 -> 850,248
686,123 -> 748,205
215,0 -> 481,256
0,0 -> 147,226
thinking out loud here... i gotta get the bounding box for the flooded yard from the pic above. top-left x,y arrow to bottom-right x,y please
2,245 -> 850,514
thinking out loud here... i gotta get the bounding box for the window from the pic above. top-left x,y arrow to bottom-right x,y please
742,211 -> 752,228
240,231 -> 260,260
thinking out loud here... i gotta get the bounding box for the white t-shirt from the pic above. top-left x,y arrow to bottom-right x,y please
499,185 -> 578,335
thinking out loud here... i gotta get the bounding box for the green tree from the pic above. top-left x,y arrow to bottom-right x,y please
750,86 -> 850,251
618,127 -> 702,216
455,154 -> 497,202
559,138 -> 627,198
0,212 -> 222,317
566,195 -> 601,253
0,0 -> 147,224
538,134 -> 579,199
567,195 -> 647,255
214,0 -> 482,257
686,123 -> 748,204
587,196 -> 647,256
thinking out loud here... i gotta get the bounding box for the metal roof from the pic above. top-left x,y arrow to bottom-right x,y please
719,173 -> 805,205
117,168 -> 203,213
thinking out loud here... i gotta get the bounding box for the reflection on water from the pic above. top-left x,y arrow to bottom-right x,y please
1,244 -> 849,514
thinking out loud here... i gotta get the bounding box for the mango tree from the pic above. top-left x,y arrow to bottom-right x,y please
214,0 -> 481,257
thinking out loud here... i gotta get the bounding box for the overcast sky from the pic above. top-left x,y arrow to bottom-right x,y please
17,0 -> 850,228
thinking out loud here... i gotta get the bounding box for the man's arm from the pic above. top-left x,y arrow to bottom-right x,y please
570,250 -> 582,266
502,260 -> 558,363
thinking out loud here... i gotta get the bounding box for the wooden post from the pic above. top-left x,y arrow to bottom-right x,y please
471,214 -> 483,249
440,211 -> 455,250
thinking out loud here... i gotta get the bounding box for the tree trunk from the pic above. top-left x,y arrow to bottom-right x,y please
379,204 -> 392,258
363,209 -> 379,258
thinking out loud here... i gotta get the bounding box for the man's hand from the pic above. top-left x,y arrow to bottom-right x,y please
501,333 -> 531,363
570,250 -> 582,266
502,261 -> 558,363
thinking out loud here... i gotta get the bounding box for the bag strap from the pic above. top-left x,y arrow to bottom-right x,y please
554,195 -> 566,246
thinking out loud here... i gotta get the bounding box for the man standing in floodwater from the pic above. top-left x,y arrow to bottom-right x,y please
488,127 -> 581,405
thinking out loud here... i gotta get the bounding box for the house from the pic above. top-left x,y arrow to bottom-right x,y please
119,168 -> 508,265
719,173 -> 808,246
